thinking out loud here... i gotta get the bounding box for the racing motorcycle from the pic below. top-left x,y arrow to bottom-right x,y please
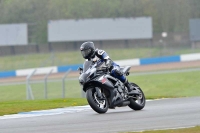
78,59 -> 145,114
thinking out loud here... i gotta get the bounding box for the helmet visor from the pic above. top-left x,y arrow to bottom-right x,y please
81,49 -> 91,58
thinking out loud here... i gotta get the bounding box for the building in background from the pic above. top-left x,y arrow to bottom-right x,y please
48,17 -> 152,42
0,23 -> 28,46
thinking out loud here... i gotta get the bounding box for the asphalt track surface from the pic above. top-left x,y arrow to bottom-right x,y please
0,97 -> 200,133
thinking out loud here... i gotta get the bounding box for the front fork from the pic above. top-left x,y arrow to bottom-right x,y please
95,87 -> 104,99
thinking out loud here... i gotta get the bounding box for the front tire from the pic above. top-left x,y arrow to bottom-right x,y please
128,83 -> 146,110
86,87 -> 108,114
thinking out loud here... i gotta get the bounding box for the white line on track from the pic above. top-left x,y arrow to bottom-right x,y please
0,105 -> 92,120
0,100 -> 158,120
1,99 -> 197,132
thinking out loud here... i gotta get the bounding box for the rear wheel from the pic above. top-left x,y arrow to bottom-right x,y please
86,87 -> 108,114
128,83 -> 146,110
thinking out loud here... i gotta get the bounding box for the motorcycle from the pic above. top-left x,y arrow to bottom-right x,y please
78,59 -> 145,114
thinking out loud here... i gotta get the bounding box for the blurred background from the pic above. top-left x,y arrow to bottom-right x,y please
0,0 -> 200,70
0,0 -> 200,101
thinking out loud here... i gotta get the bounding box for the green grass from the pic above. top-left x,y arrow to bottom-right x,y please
128,126 -> 200,133
0,98 -> 87,116
0,70 -> 200,116
0,47 -> 200,71
0,80 -> 81,101
1,70 -> 200,101
128,70 -> 200,98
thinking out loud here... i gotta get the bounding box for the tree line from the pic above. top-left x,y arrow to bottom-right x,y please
0,0 -> 200,43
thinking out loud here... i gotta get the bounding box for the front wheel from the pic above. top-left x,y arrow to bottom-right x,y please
128,83 -> 146,110
86,87 -> 108,114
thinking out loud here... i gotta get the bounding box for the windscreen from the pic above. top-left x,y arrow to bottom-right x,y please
83,61 -> 92,72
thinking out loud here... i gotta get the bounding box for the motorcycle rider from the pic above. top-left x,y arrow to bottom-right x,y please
80,41 -> 134,94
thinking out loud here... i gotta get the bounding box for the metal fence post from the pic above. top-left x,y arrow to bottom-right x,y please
26,69 -> 37,100
44,69 -> 53,99
62,69 -> 71,98
28,84 -> 35,100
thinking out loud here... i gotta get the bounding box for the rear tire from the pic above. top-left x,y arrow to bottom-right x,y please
86,88 -> 108,114
128,83 -> 146,110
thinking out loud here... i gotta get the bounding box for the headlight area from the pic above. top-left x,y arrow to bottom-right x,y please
79,73 -> 88,85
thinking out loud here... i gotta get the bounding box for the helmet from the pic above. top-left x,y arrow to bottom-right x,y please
80,41 -> 95,59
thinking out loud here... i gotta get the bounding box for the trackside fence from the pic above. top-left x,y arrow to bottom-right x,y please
26,69 -> 72,100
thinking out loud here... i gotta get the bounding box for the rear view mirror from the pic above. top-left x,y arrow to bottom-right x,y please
78,67 -> 83,74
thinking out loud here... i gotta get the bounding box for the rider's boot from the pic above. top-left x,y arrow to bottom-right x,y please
124,79 -> 135,95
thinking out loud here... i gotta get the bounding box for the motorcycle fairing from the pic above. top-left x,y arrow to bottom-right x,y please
80,60 -> 130,108
82,74 -> 125,108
